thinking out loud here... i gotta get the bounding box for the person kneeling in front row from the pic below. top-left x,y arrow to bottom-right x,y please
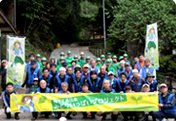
2,83 -> 20,120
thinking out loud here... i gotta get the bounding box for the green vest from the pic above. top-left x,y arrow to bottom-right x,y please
96,63 -> 102,69
117,62 -> 121,70
65,57 -> 74,65
107,66 -> 116,75
78,58 -> 86,67
111,62 -> 118,70
125,60 -> 130,64
56,65 -> 62,71
36,61 -> 42,67
40,64 -> 44,72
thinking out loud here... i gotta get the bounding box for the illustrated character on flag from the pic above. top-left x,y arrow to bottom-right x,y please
146,27 -> 156,66
16,96 -> 37,112
11,40 -> 24,83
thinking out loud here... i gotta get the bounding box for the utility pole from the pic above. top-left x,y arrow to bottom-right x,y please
102,0 -> 106,49
14,0 -> 16,28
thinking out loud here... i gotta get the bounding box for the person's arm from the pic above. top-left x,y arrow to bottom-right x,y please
22,72 -> 28,87
163,96 -> 175,109
2,92 -> 9,107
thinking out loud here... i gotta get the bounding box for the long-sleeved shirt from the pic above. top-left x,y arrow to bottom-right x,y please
2,90 -> 18,107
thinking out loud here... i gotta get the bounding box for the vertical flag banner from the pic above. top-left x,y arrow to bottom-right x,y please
6,36 -> 26,88
145,23 -> 159,70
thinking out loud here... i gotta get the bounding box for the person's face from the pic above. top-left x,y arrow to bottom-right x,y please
81,54 -> 84,58
100,67 -> 106,73
36,57 -> 40,61
60,55 -> 65,57
160,87 -> 168,94
41,61 -> 46,65
124,57 -> 128,61
125,89 -> 132,93
134,57 -> 139,63
67,68 -> 73,75
71,62 -> 76,67
51,66 -> 56,72
43,70 -> 49,77
120,63 -> 125,67
62,84 -> 68,92
143,87 -> 150,92
121,75 -> 126,82
33,81 -> 38,86
101,57 -> 105,61
68,53 -> 71,57
6,85 -> 14,93
107,55 -> 111,58
91,74 -> 97,79
82,86 -> 88,93
75,71 -> 81,78
86,59 -> 90,63
31,64 -> 36,69
147,76 -> 153,82
40,81 -> 46,89
91,61 -> 96,67
112,58 -> 117,62
74,58 -> 78,61
145,60 -> 150,67
96,61 -> 101,64
2,62 -> 7,67
139,55 -> 144,62
125,66 -> 130,71
103,81 -> 110,89
46,63 -> 50,69
133,72 -> 138,77
60,60 -> 64,64
60,70 -> 65,76
51,59 -> 55,63
108,74 -> 114,80
84,67 -> 89,73
29,56 -> 35,61
106,62 -> 111,66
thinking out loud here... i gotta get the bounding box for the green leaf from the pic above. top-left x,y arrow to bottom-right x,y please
131,96 -> 137,101
137,96 -> 143,101
38,96 -> 47,104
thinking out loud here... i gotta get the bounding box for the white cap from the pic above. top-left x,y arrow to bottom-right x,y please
84,64 -> 89,68
120,60 -> 125,64
159,83 -> 167,88
59,67 -> 66,72
108,71 -> 114,76
132,69 -> 138,73
59,117 -> 67,121
1,60 -> 7,63
33,78 -> 38,81
142,84 -> 150,89
75,64 -> 81,68
80,52 -> 84,55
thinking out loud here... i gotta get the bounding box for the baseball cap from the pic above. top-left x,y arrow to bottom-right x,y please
59,67 -> 66,72
142,84 -> 150,89
31,60 -> 36,64
84,64 -> 89,68
132,69 -> 138,73
108,71 -> 114,76
80,52 -> 84,55
159,83 -> 167,88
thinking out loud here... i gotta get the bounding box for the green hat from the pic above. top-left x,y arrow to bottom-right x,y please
107,52 -> 111,55
96,58 -> 101,62
41,57 -> 47,61
112,55 -> 117,59
100,55 -> 105,58
86,56 -> 90,59
123,54 -> 128,57
36,54 -> 41,58
119,56 -> 123,60
67,51 -> 71,54
60,52 -> 65,55
60,57 -> 65,60
74,55 -> 78,58
51,56 -> 55,59
106,59 -> 111,63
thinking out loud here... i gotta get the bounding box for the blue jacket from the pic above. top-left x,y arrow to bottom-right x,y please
118,69 -> 125,77
49,70 -> 59,77
27,62 -> 39,69
55,74 -> 69,91
73,75 -> 85,93
159,93 -> 176,113
123,69 -> 133,80
27,67 -> 39,85
39,74 -> 53,87
141,67 -> 154,79
116,79 -> 129,92
98,73 -> 108,85
130,76 -> 143,92
89,67 -> 99,74
144,79 -> 157,92
87,77 -> 101,92
136,62 -> 146,72
36,87 -> 50,93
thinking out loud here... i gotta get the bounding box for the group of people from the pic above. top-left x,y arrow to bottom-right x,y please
0,51 -> 176,121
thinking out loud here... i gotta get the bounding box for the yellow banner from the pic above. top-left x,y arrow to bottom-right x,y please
10,93 -> 159,113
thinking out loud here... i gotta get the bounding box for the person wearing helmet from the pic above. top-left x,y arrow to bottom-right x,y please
50,56 -> 55,64
65,51 -> 74,65
36,54 -> 42,68
57,52 -> 65,65
56,57 -> 65,71
106,59 -> 116,75
73,55 -> 81,67
111,55 -> 118,71
107,52 -> 112,61
85,56 -> 91,65
116,56 -> 123,70
100,54 -> 106,64
40,57 -> 47,72
123,54 -> 130,64
96,58 -> 102,69
78,52 -> 86,67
